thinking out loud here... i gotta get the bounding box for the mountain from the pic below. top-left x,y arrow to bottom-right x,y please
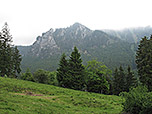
103,26 -> 152,43
31,28 -> 60,57
18,23 -> 137,72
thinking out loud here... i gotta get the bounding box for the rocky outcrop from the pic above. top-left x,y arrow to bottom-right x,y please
31,29 -> 60,57
29,23 -> 121,58
19,23 -> 138,72
30,23 -> 94,56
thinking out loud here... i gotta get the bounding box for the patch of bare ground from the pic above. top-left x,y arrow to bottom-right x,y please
13,91 -> 44,96
13,91 -> 57,100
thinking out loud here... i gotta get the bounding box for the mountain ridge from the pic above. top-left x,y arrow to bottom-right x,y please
29,23 -> 118,58
18,23 -> 152,72
103,26 -> 152,43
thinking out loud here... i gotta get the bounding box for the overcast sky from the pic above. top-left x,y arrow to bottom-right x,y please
0,0 -> 152,45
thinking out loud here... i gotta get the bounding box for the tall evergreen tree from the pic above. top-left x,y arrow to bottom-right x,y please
12,46 -> 22,77
68,46 -> 85,90
0,23 -> 12,77
57,53 -> 69,87
136,36 -> 148,78
0,23 -> 21,77
0,22 -> 12,43
113,66 -> 125,95
113,68 -> 120,95
125,66 -> 137,92
119,66 -> 125,91
136,36 -> 152,91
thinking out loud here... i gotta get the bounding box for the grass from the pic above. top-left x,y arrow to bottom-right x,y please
0,77 -> 123,114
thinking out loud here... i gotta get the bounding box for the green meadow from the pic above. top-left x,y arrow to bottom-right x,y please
0,77 -> 123,114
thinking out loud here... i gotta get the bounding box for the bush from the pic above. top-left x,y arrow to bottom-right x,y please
48,71 -> 58,86
33,69 -> 49,84
20,68 -> 34,81
121,85 -> 152,114
86,71 -> 109,94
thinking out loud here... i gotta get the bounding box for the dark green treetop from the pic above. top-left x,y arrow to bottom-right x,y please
68,46 -> 85,90
125,66 -> 137,92
136,36 -> 152,91
113,66 -> 125,95
0,23 -> 22,77
57,53 -> 69,87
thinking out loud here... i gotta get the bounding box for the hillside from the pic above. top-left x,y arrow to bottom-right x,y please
18,23 -> 137,72
103,26 -> 152,43
0,77 -> 123,114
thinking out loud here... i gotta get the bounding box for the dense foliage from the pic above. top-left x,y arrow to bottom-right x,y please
57,53 -> 68,87
20,68 -> 34,81
57,47 -> 85,90
121,86 -> 152,114
85,60 -> 111,94
68,47 -> 85,90
120,36 -> 152,114
0,23 -> 22,77
125,66 -> 137,92
113,66 -> 137,95
20,68 -> 57,86
33,69 -> 49,84
136,36 -> 152,91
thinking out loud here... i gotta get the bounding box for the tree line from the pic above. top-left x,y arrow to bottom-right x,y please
56,46 -> 139,95
56,35 -> 152,94
0,23 -> 152,95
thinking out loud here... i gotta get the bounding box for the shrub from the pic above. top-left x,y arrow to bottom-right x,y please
48,71 -> 58,85
20,68 -> 34,81
121,85 -> 152,114
33,69 -> 49,84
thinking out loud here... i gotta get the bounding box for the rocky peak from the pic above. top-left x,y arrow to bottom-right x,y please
64,22 -> 92,39
34,28 -> 54,45
70,22 -> 86,29
30,22 -> 119,57
69,22 -> 91,31
42,29 -> 54,38
31,28 -> 59,57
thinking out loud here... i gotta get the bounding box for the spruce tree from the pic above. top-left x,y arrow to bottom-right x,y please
0,23 -> 21,77
136,36 -> 148,78
113,68 -> 120,95
68,46 -> 85,90
57,53 -> 69,87
113,66 -> 125,95
12,46 -> 22,77
0,22 -> 12,43
125,66 -> 136,92
136,36 -> 152,91
119,66 -> 125,91
0,23 -> 12,77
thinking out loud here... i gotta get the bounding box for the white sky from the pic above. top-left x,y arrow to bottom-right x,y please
0,0 -> 152,45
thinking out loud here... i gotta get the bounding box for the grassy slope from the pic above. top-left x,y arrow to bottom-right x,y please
0,77 -> 123,114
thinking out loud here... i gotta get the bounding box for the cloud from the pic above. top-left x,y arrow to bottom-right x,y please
0,0 -> 152,45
